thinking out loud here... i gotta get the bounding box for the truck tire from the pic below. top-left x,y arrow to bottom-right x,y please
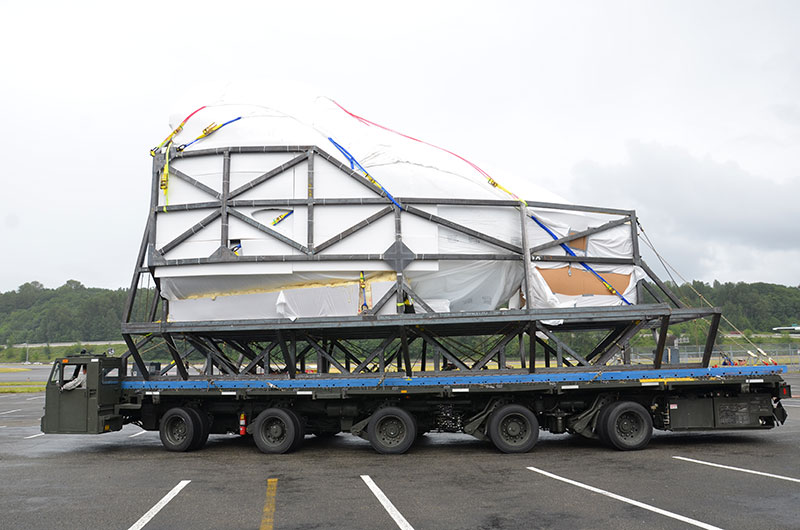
603,401 -> 653,451
488,404 -> 539,453
159,407 -> 196,452
288,410 -> 305,451
187,407 -> 210,450
252,408 -> 297,454
594,401 -> 617,444
368,407 -> 416,454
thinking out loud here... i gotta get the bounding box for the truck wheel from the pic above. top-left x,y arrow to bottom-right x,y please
368,407 -> 416,454
594,401 -> 617,444
159,407 -> 196,452
253,408 -> 297,454
488,404 -> 539,453
603,401 -> 653,451
187,408 -> 210,450
288,410 -> 305,451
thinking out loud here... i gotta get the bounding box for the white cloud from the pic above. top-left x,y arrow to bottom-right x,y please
1,1 -> 799,291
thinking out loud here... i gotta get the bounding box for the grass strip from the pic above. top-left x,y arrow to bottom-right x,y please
0,386 -> 46,393
0,368 -> 31,373
0,381 -> 46,387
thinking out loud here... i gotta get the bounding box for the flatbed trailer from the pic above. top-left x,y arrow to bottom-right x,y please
41,307 -> 791,454
40,142 -> 791,453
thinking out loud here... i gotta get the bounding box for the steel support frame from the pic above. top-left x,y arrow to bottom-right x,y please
119,144 -> 724,379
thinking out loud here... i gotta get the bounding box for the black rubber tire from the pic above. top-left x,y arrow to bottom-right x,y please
368,407 -> 416,454
604,401 -> 653,451
594,402 -> 617,445
186,407 -> 210,450
252,408 -> 297,454
159,407 -> 196,452
487,404 -> 539,454
286,409 -> 305,451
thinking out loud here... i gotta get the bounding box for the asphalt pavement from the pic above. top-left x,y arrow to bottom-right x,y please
0,369 -> 798,530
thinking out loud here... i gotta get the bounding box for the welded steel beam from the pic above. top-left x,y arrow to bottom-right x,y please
157,210 -> 222,255
529,216 -> 631,254
163,334 -> 190,380
228,152 -> 308,199
411,328 -> 469,371
653,316 -> 671,369
302,333 -> 347,374
702,313 -> 722,367
472,324 -> 527,370
404,205 -> 522,254
168,166 -> 222,199
639,261 -> 685,308
595,320 -> 650,366
314,206 -> 394,254
536,324 -> 591,366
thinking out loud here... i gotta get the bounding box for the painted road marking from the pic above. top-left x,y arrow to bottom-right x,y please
24,433 -> 44,439
527,466 -> 723,530
260,478 -> 278,530
129,430 -> 147,438
781,403 -> 800,408
361,475 -> 415,530
0,409 -> 21,415
673,456 -> 800,483
26,396 -> 44,401
127,480 -> 191,530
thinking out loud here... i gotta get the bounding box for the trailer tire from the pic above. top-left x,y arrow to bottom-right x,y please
252,408 -> 297,454
604,401 -> 653,451
488,404 -> 539,453
159,407 -> 196,452
594,401 -> 616,444
187,407 -> 210,450
368,407 -> 416,454
288,410 -> 305,451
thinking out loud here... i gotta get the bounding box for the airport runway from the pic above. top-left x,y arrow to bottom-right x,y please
0,369 -> 797,529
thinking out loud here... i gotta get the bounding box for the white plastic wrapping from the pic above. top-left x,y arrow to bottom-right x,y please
153,84 -> 641,321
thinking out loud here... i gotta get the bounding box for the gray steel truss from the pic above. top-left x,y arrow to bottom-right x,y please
119,145 -> 722,380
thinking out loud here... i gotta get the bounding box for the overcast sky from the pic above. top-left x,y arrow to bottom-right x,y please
1,1 -> 798,292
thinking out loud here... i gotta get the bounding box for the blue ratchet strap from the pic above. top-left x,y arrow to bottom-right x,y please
328,137 -> 403,210
529,213 -> 632,305
178,116 -> 242,151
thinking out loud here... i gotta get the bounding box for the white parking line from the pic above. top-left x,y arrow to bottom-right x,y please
527,466 -> 723,530
127,480 -> 191,530
26,396 -> 45,401
24,433 -> 44,439
673,456 -> 800,483
360,475 -> 415,530
0,409 -> 21,415
129,430 -> 147,438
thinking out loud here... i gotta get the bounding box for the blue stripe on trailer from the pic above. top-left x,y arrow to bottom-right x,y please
121,365 -> 786,391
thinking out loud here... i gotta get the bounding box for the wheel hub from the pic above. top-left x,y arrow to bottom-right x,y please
378,417 -> 405,446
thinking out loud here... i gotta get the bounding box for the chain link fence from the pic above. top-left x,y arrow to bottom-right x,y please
630,343 -> 800,371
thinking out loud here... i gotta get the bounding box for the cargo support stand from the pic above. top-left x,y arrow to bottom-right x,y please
120,145 -> 721,380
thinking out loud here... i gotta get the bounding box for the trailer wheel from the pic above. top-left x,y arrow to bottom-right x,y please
368,407 -> 416,454
288,410 -> 305,451
594,402 -> 617,444
603,401 -> 653,451
187,408 -> 210,450
159,407 -> 196,452
488,404 -> 539,453
252,408 -> 297,454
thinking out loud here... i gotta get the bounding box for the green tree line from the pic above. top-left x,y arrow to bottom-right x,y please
1,279 -> 799,346
0,281 -> 128,345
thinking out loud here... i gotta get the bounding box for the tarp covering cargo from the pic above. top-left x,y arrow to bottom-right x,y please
149,84 -> 643,321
